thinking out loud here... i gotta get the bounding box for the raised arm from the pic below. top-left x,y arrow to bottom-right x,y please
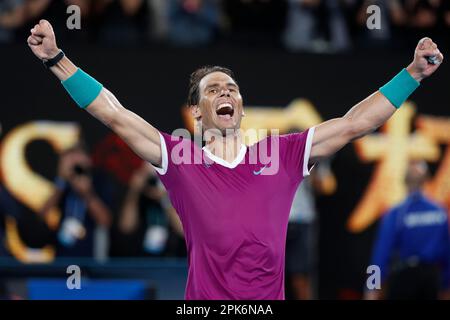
27,20 -> 162,166
310,37 -> 444,163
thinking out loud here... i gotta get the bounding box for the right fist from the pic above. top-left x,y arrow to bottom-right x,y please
27,19 -> 60,61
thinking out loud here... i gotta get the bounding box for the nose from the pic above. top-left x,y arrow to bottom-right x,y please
219,88 -> 231,97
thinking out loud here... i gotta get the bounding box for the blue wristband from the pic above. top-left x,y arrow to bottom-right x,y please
379,68 -> 420,109
61,68 -> 103,109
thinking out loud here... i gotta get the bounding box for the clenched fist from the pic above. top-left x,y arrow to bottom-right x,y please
406,37 -> 444,82
27,19 -> 60,61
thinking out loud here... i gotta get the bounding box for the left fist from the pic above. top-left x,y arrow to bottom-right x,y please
407,37 -> 444,82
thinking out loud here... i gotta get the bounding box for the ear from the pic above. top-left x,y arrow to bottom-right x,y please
190,105 -> 201,119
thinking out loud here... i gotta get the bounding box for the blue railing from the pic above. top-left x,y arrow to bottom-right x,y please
0,257 -> 188,300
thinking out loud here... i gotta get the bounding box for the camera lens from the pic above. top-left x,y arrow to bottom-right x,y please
74,165 -> 90,176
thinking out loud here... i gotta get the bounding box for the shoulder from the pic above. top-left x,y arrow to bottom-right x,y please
158,131 -> 195,149
251,129 -> 312,148
420,196 -> 447,212
279,129 -> 311,142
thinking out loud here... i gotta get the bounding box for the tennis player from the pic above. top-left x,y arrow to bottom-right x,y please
27,19 -> 443,299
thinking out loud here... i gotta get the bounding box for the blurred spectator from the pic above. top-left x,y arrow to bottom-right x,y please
2,0 -> 449,51
118,164 -> 185,257
28,0 -> 92,42
354,0 -> 449,50
366,160 -> 450,300
283,0 -> 352,53
93,0 -> 149,46
224,0 -> 287,47
0,0 -> 52,43
402,0 -> 447,47
0,0 -> 24,43
353,0 -> 407,49
146,0 -> 169,41
405,0 -> 440,29
1,0 -> 92,44
285,160 -> 334,300
167,0 -> 221,47
285,177 -> 317,299
283,0 -> 318,52
40,143 -> 113,258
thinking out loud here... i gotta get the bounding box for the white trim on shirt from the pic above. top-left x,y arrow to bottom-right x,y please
151,131 -> 168,175
303,127 -> 316,177
202,144 -> 247,169
151,129 -> 315,175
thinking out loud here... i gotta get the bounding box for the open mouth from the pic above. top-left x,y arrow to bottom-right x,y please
216,102 -> 234,120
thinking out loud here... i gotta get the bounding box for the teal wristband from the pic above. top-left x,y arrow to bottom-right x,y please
61,68 -> 103,109
379,68 -> 420,109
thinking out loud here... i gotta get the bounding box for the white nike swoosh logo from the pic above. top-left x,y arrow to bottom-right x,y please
253,165 -> 267,175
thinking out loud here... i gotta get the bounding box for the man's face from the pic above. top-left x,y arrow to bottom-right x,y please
405,160 -> 428,189
193,72 -> 244,134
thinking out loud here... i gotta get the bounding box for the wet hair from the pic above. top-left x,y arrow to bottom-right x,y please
187,66 -> 236,106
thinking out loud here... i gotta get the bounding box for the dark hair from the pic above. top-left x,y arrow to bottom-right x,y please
187,66 -> 236,106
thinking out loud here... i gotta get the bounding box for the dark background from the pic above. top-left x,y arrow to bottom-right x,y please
1,43 -> 449,298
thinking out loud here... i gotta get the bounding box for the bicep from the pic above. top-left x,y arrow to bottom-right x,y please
309,117 -> 354,163
310,92 -> 396,163
86,88 -> 162,166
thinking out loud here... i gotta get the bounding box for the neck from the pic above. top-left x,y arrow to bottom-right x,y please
204,130 -> 244,163
408,185 -> 422,194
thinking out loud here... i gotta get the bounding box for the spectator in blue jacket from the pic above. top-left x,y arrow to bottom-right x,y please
366,160 -> 450,300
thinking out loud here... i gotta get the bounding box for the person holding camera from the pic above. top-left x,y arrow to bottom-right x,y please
40,143 -> 113,258
119,163 -> 184,257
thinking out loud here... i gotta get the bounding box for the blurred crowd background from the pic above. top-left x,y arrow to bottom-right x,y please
1,0 -> 450,51
1,0 -> 450,300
